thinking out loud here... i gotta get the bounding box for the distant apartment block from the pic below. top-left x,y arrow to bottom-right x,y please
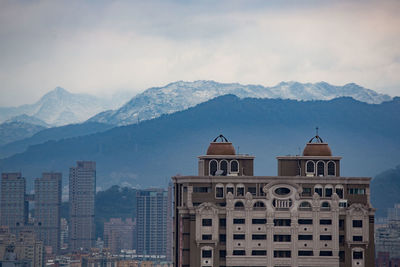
104,218 -> 135,254
69,161 -> 96,252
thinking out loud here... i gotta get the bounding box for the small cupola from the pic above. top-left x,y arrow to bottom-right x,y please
303,133 -> 332,157
206,134 -> 236,155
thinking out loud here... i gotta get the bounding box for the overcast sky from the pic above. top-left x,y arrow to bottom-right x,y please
0,0 -> 399,106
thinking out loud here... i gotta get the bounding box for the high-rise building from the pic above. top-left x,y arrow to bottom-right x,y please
0,173 -> 28,235
136,188 -> 171,259
34,172 -> 62,254
104,218 -> 135,254
69,161 -> 96,252
173,134 -> 375,267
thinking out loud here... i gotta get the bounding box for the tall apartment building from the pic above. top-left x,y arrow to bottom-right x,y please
69,161 -> 96,252
173,134 -> 375,267
0,173 -> 28,235
104,218 -> 135,254
136,188 -> 172,259
34,172 -> 62,254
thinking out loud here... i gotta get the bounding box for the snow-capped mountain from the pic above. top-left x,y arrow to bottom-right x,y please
0,87 -> 130,126
88,80 -> 392,126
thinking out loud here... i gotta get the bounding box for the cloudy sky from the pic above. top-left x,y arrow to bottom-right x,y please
0,0 -> 399,106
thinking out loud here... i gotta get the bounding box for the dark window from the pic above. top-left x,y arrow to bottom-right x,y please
253,202 -> 265,209
274,250 -> 291,258
306,161 -> 315,173
275,187 -> 291,195
369,216 -> 375,223
202,250 -> 212,258
252,218 -> 267,224
252,250 -> 267,256
194,187 -> 211,193
219,218 -> 226,227
320,219 -> 332,225
339,235 -> 345,245
233,250 -> 245,256
237,187 -> 245,196
231,161 -> 239,173
202,234 -> 212,240
328,162 -> 335,176
353,236 -> 362,242
252,234 -> 267,240
353,251 -> 363,259
233,218 -> 245,224
321,202 -> 331,210
302,187 -> 312,196
298,251 -> 313,256
248,187 -> 257,196
274,235 -> 291,242
234,201 -> 244,209
233,234 -> 245,240
274,219 -> 291,226
298,219 -> 313,225
227,186 -> 234,195
317,161 -> 325,176
315,187 -> 323,197
298,235 -> 312,240
339,219 -> 345,230
219,234 -> 226,243
219,250 -> 226,258
216,187 -> 224,198
320,235 -> 332,241
220,160 -> 228,176
339,251 -> 345,262
347,188 -> 365,195
299,202 -> 312,210
202,219 -> 212,226
353,220 -> 362,228
320,251 -> 333,256
210,160 -> 218,176
325,188 -> 333,197
336,188 -> 343,198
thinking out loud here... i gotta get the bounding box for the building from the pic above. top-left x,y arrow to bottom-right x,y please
69,161 -> 96,252
172,134 -> 375,267
34,172 -> 62,254
0,173 -> 28,235
136,188 -> 172,259
60,218 -> 69,251
104,218 -> 135,254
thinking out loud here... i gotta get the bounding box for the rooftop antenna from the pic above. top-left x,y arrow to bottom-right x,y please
316,126 -> 319,137
237,146 -> 240,155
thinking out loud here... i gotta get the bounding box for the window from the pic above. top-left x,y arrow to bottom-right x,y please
230,160 -> 239,173
353,236 -> 363,242
320,251 -> 333,256
233,250 -> 245,256
202,250 -> 212,258
248,187 -> 257,196
299,201 -> 312,211
306,161 -> 315,174
202,234 -> 212,240
302,187 -> 312,197
252,218 -> 266,224
274,250 -> 291,258
252,250 -> 267,256
234,234 -> 245,240
220,160 -> 228,176
320,235 -> 332,241
202,219 -> 212,226
194,187 -> 211,193
237,186 -> 245,196
369,216 -> 375,223
253,201 -> 265,209
347,188 -> 365,195
321,202 -> 331,211
209,160 -> 218,176
226,185 -> 234,195
339,201 -> 347,208
339,251 -> 345,262
315,186 -> 323,197
325,186 -> 333,197
353,251 -> 363,259
275,187 -> 291,195
336,187 -> 344,198
317,161 -> 325,176
216,186 -> 224,198
219,250 -> 226,258
274,235 -> 291,242
219,218 -> 226,227
327,161 -> 335,176
252,234 -> 267,240
298,251 -> 313,256
274,219 -> 291,226
298,235 -> 312,241
353,220 -> 363,228
233,218 -> 245,224
339,235 -> 344,245
235,201 -> 244,210
298,219 -> 313,224
219,234 -> 226,243
320,219 -> 332,225
339,219 -> 345,230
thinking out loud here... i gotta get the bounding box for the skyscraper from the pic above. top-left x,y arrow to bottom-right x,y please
0,173 -> 27,235
34,172 -> 62,254
69,161 -> 96,251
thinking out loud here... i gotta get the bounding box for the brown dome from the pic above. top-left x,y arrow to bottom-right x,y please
303,143 -> 332,156
207,142 -> 236,155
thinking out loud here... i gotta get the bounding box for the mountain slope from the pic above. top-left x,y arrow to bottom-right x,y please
1,95 -> 399,192
88,80 -> 392,125
0,121 -> 47,146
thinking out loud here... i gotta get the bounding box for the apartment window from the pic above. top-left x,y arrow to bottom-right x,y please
353,220 -> 362,228
253,201 -> 265,209
233,218 -> 245,224
233,234 -> 245,240
353,251 -> 363,259
219,218 -> 226,227
339,251 -> 345,262
339,219 -> 345,230
202,250 -> 212,258
237,186 -> 245,196
347,188 -> 365,195
226,186 -> 234,195
219,234 -> 226,243
325,187 -> 333,197
219,250 -> 226,259
353,236 -> 363,242
298,251 -> 313,256
336,187 -> 344,198
320,251 -> 333,256
210,160 -> 218,176
274,235 -> 291,242
315,186 -> 323,197
230,160 -> 239,173
233,250 -> 245,256
328,161 -> 335,176
302,187 -> 312,196
274,219 -> 291,226
274,250 -> 291,258
194,187 -> 211,193
320,219 -> 332,225
234,201 -> 244,210
252,250 -> 267,256
298,219 -> 313,225
202,234 -> 212,240
306,161 -> 315,174
252,234 -> 267,240
216,186 -> 224,198
298,235 -> 312,241
321,202 -> 331,211
317,161 -> 325,176
339,235 -> 345,245
320,235 -> 332,241
299,201 -> 312,211
252,218 -> 267,224
202,219 -> 212,226
248,187 -> 257,196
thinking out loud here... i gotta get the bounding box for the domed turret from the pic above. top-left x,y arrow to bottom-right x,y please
206,134 -> 236,155
302,134 -> 332,156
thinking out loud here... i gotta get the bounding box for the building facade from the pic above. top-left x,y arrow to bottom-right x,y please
104,218 -> 135,254
69,161 -> 96,252
173,135 -> 375,267
34,172 -> 62,254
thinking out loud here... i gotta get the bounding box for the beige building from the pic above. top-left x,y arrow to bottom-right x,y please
173,134 -> 375,267
104,218 -> 135,254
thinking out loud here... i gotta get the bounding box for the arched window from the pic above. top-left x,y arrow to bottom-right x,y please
253,201 -> 266,210
230,160 -> 239,173
209,160 -> 218,176
328,161 -> 335,176
299,201 -> 312,211
215,184 -> 224,199
235,201 -> 244,210
236,184 -> 245,197
314,185 -> 323,197
325,185 -> 333,197
306,161 -> 315,175
226,184 -> 234,195
321,202 -> 331,211
335,185 -> 344,199
317,161 -> 325,176
220,160 -> 228,176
